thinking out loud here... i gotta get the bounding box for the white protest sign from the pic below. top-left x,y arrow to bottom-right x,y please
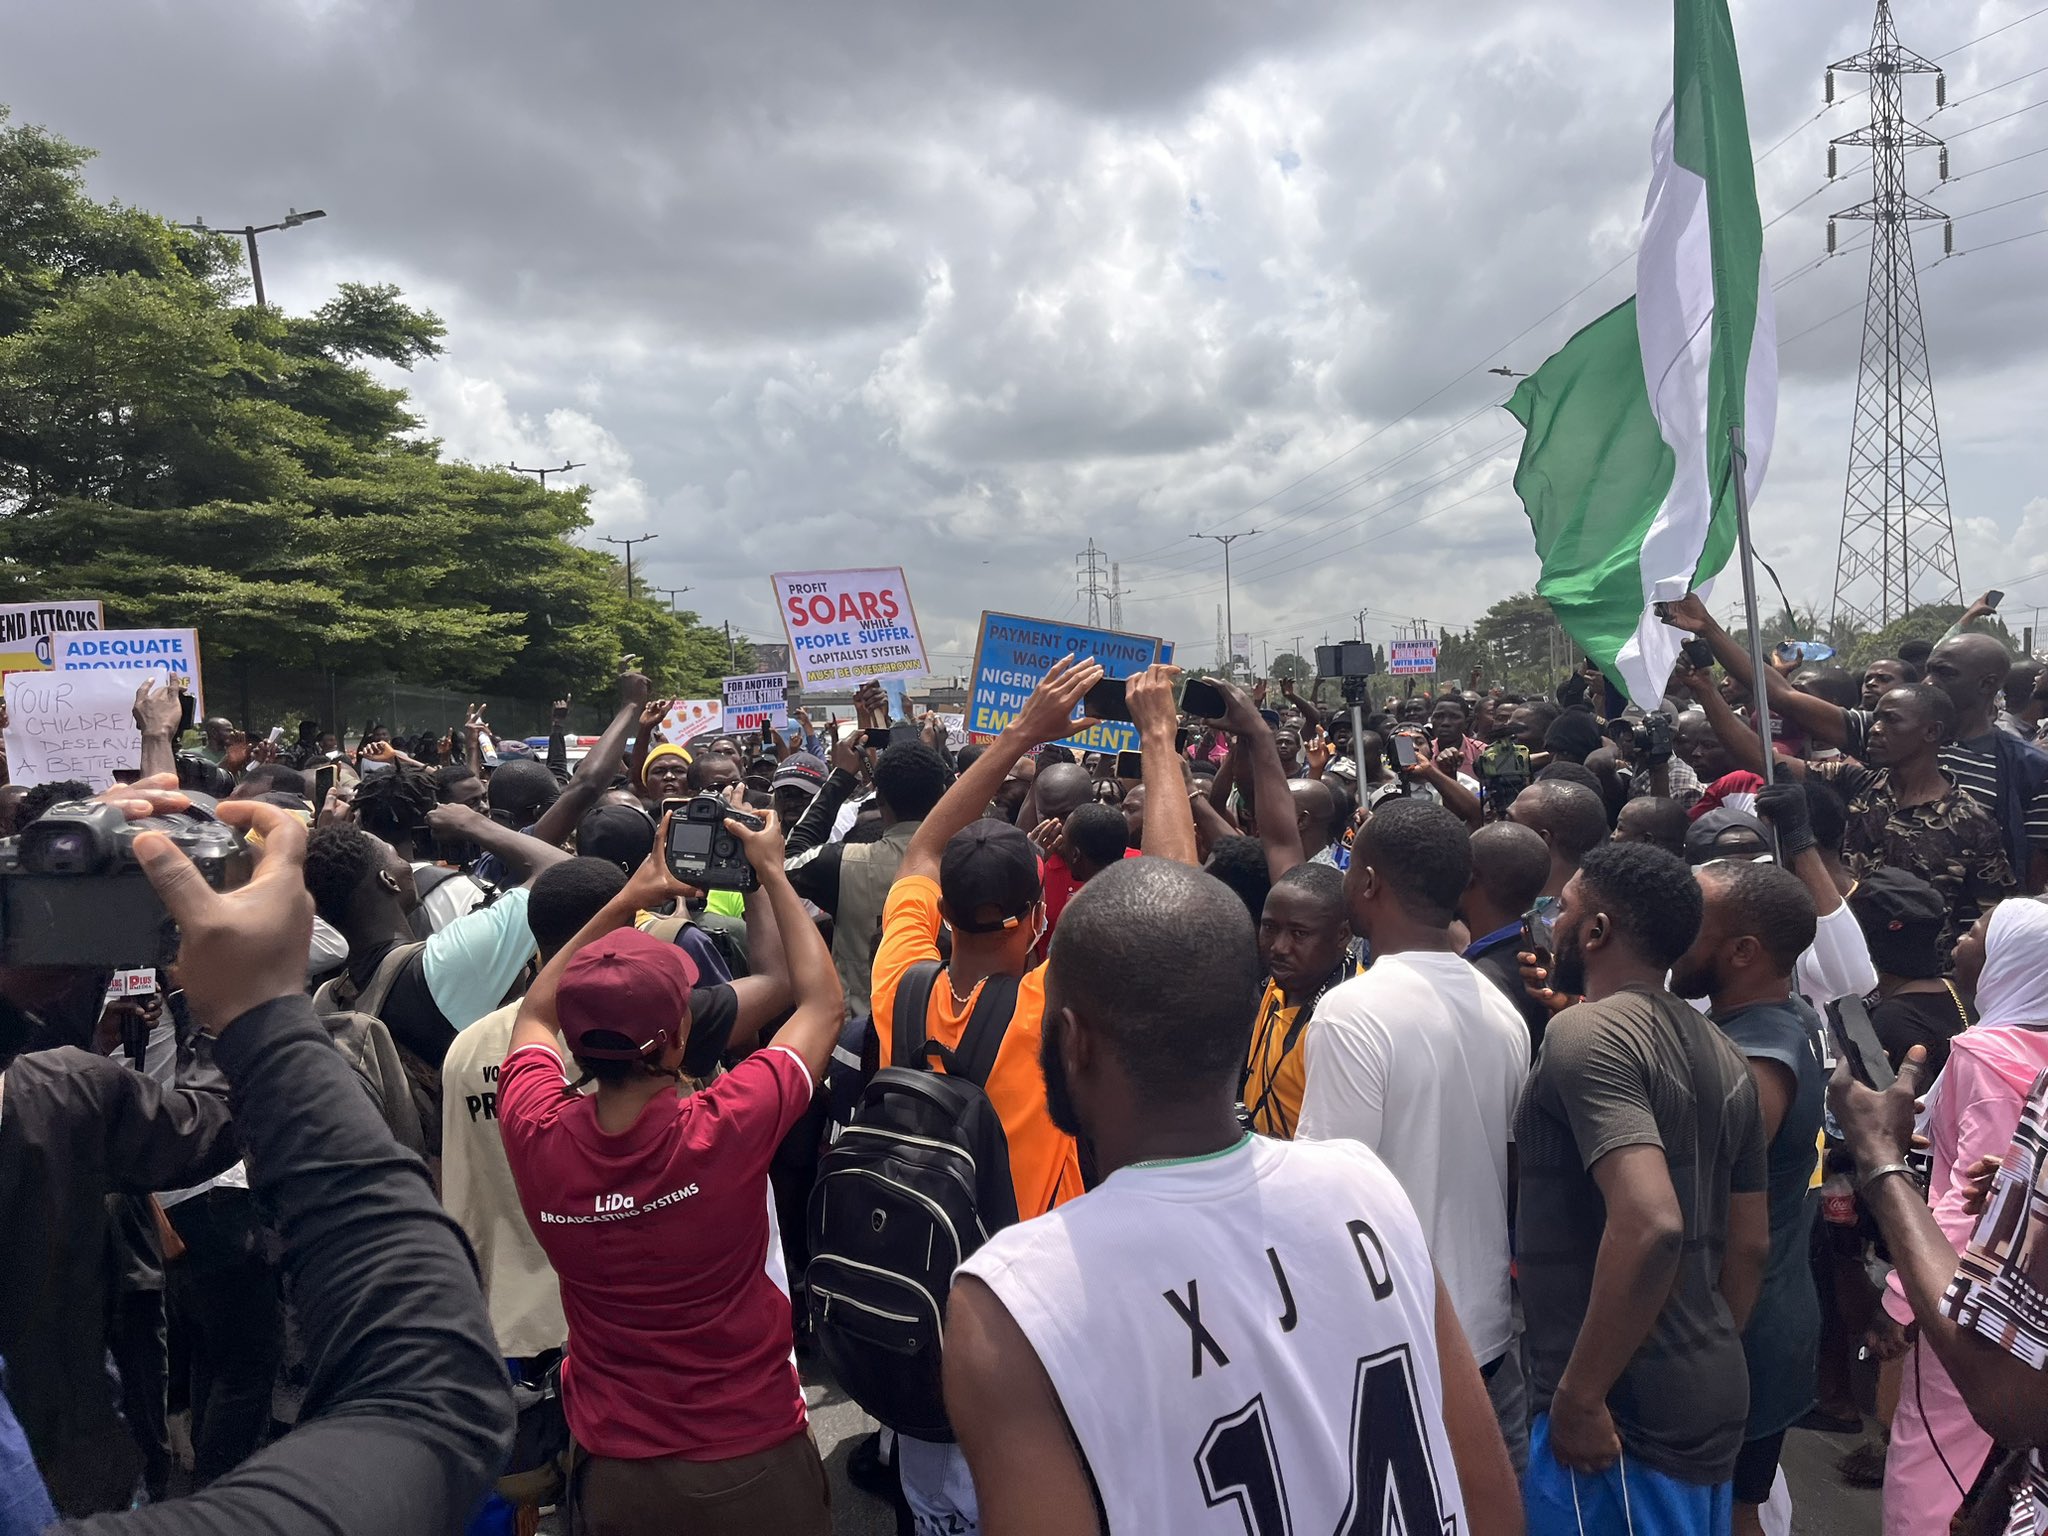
3,670 -> 148,790
932,712 -> 967,751
771,567 -> 928,688
721,672 -> 791,733
653,700 -> 726,748
1390,640 -> 1439,676
55,629 -> 205,717
0,600 -> 105,675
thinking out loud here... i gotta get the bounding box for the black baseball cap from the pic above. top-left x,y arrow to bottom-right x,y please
939,821 -> 1043,934
1686,808 -> 1771,865
1848,867 -> 1947,979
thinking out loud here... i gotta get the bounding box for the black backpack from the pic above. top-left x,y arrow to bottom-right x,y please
805,961 -> 1022,1442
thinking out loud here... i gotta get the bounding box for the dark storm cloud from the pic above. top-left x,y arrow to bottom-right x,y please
4,0 -> 2044,659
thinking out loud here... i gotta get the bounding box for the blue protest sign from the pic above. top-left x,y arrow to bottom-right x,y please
966,611 -> 1168,753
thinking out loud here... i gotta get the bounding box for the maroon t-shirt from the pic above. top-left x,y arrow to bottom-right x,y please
499,1038 -> 814,1461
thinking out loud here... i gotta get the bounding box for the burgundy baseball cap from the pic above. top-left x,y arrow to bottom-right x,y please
557,928 -> 698,1062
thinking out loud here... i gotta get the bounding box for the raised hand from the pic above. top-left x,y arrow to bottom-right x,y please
132,678 -> 186,739
1010,655 -> 1105,748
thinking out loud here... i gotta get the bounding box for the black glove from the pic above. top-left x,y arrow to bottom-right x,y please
1753,780 -> 1814,858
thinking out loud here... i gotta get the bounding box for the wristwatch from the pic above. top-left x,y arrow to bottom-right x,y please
1858,1160 -> 1917,1193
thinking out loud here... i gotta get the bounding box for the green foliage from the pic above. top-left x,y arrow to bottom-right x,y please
1270,650 -> 1312,684
1840,604 -> 2015,675
0,106 -> 731,711
1470,592 -> 1574,695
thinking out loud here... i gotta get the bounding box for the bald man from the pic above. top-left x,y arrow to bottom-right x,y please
1506,781 -> 1609,901
1460,821 -> 1555,1049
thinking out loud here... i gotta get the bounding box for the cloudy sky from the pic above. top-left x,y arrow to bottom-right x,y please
8,0 -> 2048,678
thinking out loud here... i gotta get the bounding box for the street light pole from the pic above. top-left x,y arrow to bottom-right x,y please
509,460 -> 586,489
651,586 -> 694,614
178,208 -> 327,309
601,533 -> 659,601
1190,531 -> 1259,680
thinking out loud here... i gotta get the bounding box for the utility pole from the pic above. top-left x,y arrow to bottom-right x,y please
177,208 -> 326,309
723,620 -> 737,670
1076,540 -> 1112,627
510,460 -> 586,489
1109,563 -> 1128,632
1355,609 -> 1369,642
651,586 -> 693,613
600,533 -> 658,600
1826,1 -> 1960,629
1191,531 -> 1258,681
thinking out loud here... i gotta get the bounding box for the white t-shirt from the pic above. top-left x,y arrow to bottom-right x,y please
958,1136 -> 1468,1536
441,1002 -> 567,1359
1296,949 -> 1530,1365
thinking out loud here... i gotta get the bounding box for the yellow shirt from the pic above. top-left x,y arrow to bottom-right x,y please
1243,970 -> 1355,1139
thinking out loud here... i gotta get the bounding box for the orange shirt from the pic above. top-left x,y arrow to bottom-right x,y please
870,876 -> 1084,1220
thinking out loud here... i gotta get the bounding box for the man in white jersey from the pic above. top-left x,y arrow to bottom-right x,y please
1296,798 -> 1532,1470
945,856 -> 1522,1536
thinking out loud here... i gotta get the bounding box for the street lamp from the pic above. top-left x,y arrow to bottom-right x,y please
178,208 -> 327,309
601,533 -> 659,600
509,460 -> 586,489
651,586 -> 694,613
1191,531 -> 1260,680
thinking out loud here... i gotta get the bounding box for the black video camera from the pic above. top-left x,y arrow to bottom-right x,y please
1611,711 -> 1675,767
1475,737 -> 1533,819
662,794 -> 765,892
0,795 -> 251,967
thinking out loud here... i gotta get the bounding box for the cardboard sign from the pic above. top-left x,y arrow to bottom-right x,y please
966,612 -> 1168,754
1390,640 -> 1439,676
771,568 -> 928,687
3,670 -> 148,790
55,628 -> 204,717
931,712 -> 968,751
0,601 -> 105,675
721,672 -> 791,733
652,700 -> 726,748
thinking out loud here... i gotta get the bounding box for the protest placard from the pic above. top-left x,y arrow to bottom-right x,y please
3,670 -> 147,790
721,672 -> 790,733
652,700 -> 726,748
771,568 -> 928,688
1390,640 -> 1439,676
55,628 -> 205,716
0,601 -> 105,675
966,612 -> 1168,754
931,712 -> 967,751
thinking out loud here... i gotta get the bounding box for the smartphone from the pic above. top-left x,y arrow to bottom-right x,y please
1181,678 -> 1227,719
1681,638 -> 1715,671
1523,898 -> 1560,971
1175,725 -> 1196,754
1984,589 -> 2005,611
1115,749 -> 1144,778
1084,677 -> 1133,723
864,727 -> 892,751
1391,733 -> 1421,770
311,763 -> 340,806
1830,998 -> 1897,1092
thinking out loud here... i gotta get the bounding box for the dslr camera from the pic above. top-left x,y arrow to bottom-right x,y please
0,795 -> 251,967
662,794 -> 765,893
1610,711 -> 1675,767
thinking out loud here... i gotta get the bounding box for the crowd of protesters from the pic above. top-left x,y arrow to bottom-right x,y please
0,594 -> 2046,1536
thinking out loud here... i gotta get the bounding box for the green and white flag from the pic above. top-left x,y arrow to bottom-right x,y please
1506,0 -> 1776,707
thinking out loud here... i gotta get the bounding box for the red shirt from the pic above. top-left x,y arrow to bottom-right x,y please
499,1038 -> 815,1461
1041,848 -> 1144,935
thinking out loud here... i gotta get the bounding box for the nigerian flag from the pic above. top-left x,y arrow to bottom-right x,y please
1506,0 -> 1776,707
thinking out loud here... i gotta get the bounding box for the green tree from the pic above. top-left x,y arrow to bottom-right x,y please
1271,650 -> 1313,685
1841,603 -> 2014,675
1472,592 -> 1570,695
0,107 -> 731,711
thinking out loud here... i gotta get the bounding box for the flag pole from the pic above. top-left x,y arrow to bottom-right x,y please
1729,424 -> 1777,788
